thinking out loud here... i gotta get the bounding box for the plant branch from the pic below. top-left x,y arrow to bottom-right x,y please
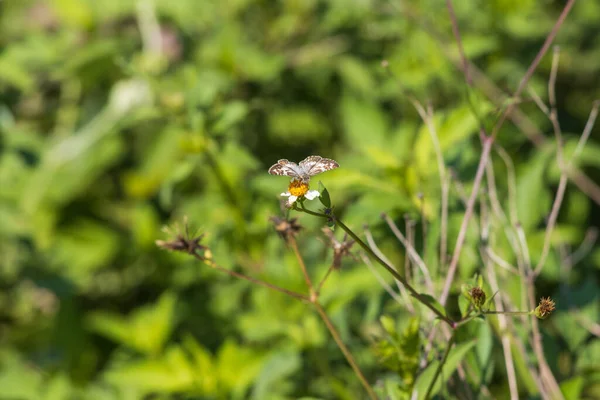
316,265 -> 335,296
296,205 -> 455,327
489,0 -> 577,140
382,214 -> 434,292
364,226 -> 415,311
360,253 -> 408,307
485,254 -> 520,400
439,133 -> 492,305
526,276 -> 565,400
313,302 -> 378,400
198,257 -> 309,302
288,234 -> 377,399
409,98 -> 450,272
289,237 -> 316,298
445,0 -> 471,85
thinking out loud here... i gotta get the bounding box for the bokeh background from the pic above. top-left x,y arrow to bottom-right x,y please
0,0 -> 599,399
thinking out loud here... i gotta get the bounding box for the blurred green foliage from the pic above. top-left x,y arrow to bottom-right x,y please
1,0 -> 599,399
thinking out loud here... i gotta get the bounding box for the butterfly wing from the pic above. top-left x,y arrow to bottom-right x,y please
268,159 -> 303,178
300,155 -> 339,176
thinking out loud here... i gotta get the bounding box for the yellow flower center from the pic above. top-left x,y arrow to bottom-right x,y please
288,179 -> 309,197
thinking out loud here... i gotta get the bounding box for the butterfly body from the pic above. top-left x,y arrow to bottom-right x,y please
268,155 -> 339,183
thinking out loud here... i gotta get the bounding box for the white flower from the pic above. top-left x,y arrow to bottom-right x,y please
281,189 -> 320,205
280,179 -> 320,206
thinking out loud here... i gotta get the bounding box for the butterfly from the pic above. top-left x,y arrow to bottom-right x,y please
268,155 -> 339,183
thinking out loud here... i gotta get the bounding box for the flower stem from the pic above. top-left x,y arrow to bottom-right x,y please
314,302 -> 379,400
296,205 -> 455,327
288,235 -> 378,399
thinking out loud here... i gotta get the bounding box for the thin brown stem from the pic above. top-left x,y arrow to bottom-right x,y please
485,248 -> 519,276
404,0 -> 600,208
441,176 -> 450,270
532,47 -> 568,277
439,0 -> 576,302
445,0 -> 471,85
288,234 -> 377,399
565,227 -> 598,266
526,277 -> 565,400
489,0 -> 577,140
289,237 -> 315,298
360,253 -> 407,306
383,215 -> 434,292
316,265 -> 335,296
571,100 -> 600,163
548,46 -> 560,109
409,98 -> 450,273
440,134 -> 492,305
405,215 -> 416,280
364,226 -> 415,311
574,314 -> 600,337
515,224 -> 532,310
313,303 -> 378,400
533,175 -> 567,276
485,254 -> 519,400
199,257 -> 309,302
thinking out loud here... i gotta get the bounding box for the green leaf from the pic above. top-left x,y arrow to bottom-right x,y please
87,292 -> 177,355
251,351 -> 301,399
216,339 -> 265,399
380,315 -> 396,336
458,293 -> 471,317
318,181 -> 332,208
559,376 -> 584,400
105,346 -> 196,394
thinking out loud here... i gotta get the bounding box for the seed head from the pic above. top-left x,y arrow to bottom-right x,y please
156,217 -> 211,260
322,227 -> 355,270
270,216 -> 303,242
534,297 -> 556,319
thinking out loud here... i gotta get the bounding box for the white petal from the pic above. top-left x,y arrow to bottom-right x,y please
305,190 -> 320,200
287,195 -> 298,205
280,192 -> 291,197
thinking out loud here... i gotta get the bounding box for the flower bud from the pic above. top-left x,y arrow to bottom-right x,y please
468,287 -> 487,310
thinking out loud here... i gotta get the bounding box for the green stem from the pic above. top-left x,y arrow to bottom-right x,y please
455,309 -> 533,329
483,310 -> 533,316
296,204 -> 456,328
425,331 -> 456,399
